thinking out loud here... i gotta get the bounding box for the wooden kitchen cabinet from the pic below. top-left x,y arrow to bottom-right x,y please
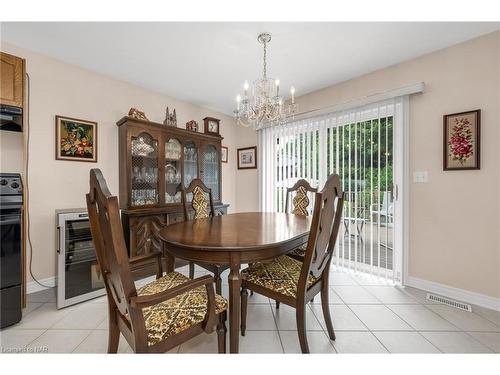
0,52 -> 25,108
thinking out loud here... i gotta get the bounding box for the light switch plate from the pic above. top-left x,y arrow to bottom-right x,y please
413,171 -> 428,183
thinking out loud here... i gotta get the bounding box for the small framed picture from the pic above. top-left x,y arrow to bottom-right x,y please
237,146 -> 257,169
443,109 -> 480,170
56,115 -> 97,162
221,146 -> 228,163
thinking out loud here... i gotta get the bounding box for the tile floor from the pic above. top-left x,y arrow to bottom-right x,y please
1,265 -> 499,354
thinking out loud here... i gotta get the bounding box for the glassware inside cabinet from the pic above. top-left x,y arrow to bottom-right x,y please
165,139 -> 182,204
202,145 -> 219,201
183,141 -> 198,201
131,133 -> 159,206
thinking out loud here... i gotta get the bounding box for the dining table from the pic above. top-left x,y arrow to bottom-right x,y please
159,212 -> 311,353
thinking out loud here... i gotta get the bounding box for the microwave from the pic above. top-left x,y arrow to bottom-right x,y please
0,105 -> 23,132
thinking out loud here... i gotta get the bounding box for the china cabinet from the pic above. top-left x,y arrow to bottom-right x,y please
117,116 -> 228,276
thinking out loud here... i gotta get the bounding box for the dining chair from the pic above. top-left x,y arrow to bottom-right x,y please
240,174 -> 345,353
181,178 -> 229,294
285,179 -> 318,261
86,169 -> 227,353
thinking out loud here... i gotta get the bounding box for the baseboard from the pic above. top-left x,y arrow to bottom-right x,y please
406,276 -> 500,312
26,276 -> 57,294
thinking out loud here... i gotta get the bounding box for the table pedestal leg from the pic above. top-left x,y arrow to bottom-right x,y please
228,253 -> 241,353
164,249 -> 175,273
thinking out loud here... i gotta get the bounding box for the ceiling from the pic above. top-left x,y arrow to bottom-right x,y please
1,22 -> 499,115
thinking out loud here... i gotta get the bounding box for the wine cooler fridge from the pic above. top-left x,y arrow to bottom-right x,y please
56,209 -> 106,309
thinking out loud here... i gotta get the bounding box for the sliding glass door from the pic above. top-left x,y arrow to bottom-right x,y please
258,98 -> 406,282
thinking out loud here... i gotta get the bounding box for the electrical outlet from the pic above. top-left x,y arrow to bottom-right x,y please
413,171 -> 428,183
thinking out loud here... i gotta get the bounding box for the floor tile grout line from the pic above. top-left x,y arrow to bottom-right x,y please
459,331 -> 496,353
418,303 -> 469,332
71,329 -> 97,353
418,330 -> 494,354
18,328 -> 49,349
470,308 -> 500,329
384,303 -> 460,332
343,303 -> 391,353
269,303 -> 285,354
426,304 -> 500,332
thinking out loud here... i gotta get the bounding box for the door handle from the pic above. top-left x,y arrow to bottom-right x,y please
56,225 -> 61,254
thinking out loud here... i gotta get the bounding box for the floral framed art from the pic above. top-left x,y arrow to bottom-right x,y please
443,109 -> 480,170
237,146 -> 257,169
56,115 -> 98,162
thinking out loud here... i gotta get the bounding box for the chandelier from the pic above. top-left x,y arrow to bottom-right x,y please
233,32 -> 298,129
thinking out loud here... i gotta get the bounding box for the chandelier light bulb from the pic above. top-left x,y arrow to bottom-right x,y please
290,86 -> 296,104
243,80 -> 249,93
236,95 -> 241,110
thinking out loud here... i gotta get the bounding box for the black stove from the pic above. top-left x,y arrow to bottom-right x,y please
0,173 -> 23,328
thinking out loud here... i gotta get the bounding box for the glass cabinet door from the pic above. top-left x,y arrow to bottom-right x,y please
202,144 -> 220,201
165,138 -> 182,204
183,141 -> 198,201
130,132 -> 159,206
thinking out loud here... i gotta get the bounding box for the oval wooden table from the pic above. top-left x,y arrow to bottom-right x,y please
159,212 -> 311,353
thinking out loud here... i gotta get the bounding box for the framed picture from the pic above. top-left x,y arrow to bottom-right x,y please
443,109 -> 480,170
56,115 -> 97,162
237,146 -> 257,169
221,146 -> 228,163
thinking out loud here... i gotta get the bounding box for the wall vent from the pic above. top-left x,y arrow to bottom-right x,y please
426,293 -> 472,312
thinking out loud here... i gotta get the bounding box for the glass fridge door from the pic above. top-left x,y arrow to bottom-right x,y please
57,211 -> 106,309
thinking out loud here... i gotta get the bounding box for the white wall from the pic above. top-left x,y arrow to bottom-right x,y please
234,31 -> 500,300
0,42 -> 238,283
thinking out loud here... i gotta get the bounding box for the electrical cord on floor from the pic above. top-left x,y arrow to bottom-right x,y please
25,72 -> 52,289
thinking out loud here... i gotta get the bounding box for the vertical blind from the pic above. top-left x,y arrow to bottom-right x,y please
258,98 -> 403,281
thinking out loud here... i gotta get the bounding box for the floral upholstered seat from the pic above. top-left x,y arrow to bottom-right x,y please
135,271 -> 227,346
288,244 -> 307,259
241,255 -> 317,299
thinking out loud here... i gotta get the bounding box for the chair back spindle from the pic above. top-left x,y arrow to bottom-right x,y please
285,179 -> 318,216
181,178 -> 215,221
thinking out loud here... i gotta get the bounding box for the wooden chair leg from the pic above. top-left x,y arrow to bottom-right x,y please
321,284 -> 336,340
189,262 -> 195,279
107,307 -> 120,354
248,263 -> 254,295
217,311 -> 227,354
214,270 -> 222,295
275,301 -> 280,309
240,288 -> 248,336
296,304 -> 310,353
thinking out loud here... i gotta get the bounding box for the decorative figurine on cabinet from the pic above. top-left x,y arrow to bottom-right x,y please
186,120 -> 198,132
203,117 -> 220,135
164,107 -> 177,127
128,107 -> 148,121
